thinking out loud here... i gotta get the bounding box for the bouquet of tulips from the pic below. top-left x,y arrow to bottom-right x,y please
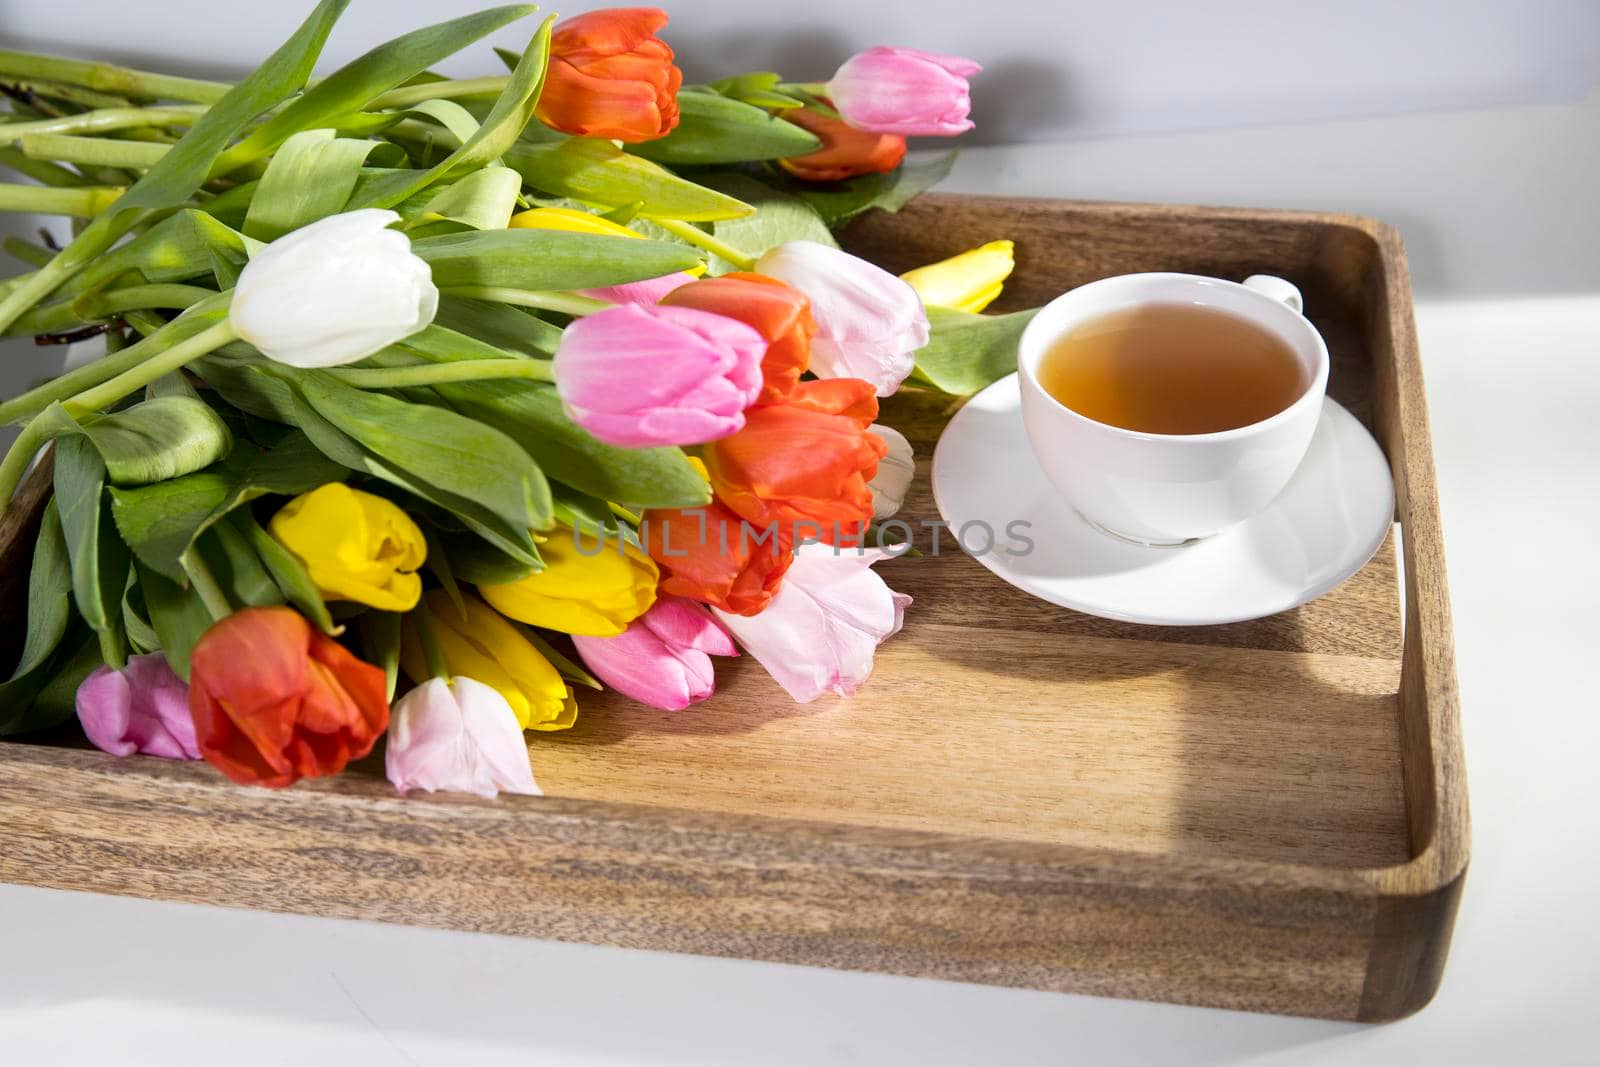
0,3 -> 1032,797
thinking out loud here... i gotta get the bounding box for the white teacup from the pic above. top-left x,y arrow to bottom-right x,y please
1017,272 -> 1329,546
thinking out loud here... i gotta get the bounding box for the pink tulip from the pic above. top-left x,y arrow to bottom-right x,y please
385,676 -> 541,799
755,241 -> 929,396
573,595 -> 737,711
826,47 -> 981,137
75,652 -> 200,760
578,271 -> 695,307
713,543 -> 911,703
554,303 -> 767,447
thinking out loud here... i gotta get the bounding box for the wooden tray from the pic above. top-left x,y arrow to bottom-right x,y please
0,194 -> 1466,1021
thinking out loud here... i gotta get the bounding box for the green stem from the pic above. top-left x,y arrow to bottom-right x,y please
3,236 -> 53,268
411,599 -> 451,681
183,551 -> 233,620
441,285 -> 611,317
5,282 -> 214,336
327,358 -> 555,389
0,182 -> 123,218
0,203 -> 136,333
648,216 -> 756,271
61,318 -> 237,417
0,106 -> 205,146
367,75 -> 511,110
0,50 -> 231,103
0,145 -> 94,187
0,415 -> 52,508
1,78 -> 132,110
19,132 -> 168,170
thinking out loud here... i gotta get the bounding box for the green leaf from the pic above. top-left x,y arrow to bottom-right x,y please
122,576 -> 161,655
914,306 -> 1040,396
137,561 -> 213,680
697,171 -> 837,269
26,634 -> 104,730
349,16 -> 554,209
433,297 -> 563,358
359,611 -> 404,701
506,138 -> 755,221
413,164 -> 522,230
190,517 -> 281,610
412,227 -> 702,291
54,435 -> 130,668
230,509 -> 337,635
394,323 -> 529,365
514,624 -> 602,691
79,394 -> 234,485
62,209 -> 254,296
218,5 -> 538,172
243,128 -> 396,241
1,498 -> 70,686
786,150 -> 958,227
435,525 -> 538,586
629,90 -> 820,165
116,0 -> 349,214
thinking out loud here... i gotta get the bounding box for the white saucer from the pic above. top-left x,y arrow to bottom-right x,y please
930,374 -> 1395,625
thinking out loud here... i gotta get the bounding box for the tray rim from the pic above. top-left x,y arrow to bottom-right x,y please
0,193 -> 1468,1021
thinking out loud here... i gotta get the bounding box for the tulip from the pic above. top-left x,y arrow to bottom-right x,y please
755,241 -> 929,397
400,590 -> 577,731
188,607 -> 389,788
867,425 -> 916,520
643,499 -> 793,616
714,543 -> 911,703
75,652 -> 199,760
778,106 -> 906,183
826,47 -> 981,137
658,272 -> 816,402
385,676 -> 541,799
572,596 -> 737,711
231,209 -> 438,369
480,526 -> 659,637
268,483 -> 428,612
509,206 -> 697,305
704,378 -> 887,546
537,7 -> 683,143
900,240 -> 1015,314
553,303 -> 766,448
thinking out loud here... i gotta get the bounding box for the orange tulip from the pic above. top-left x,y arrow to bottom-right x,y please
536,7 -> 683,142
778,105 -> 907,182
643,499 -> 793,616
704,379 -> 887,546
188,607 -> 389,788
659,272 -> 817,402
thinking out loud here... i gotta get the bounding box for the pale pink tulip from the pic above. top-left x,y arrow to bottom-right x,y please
826,47 -> 981,137
755,241 -> 929,397
579,271 -> 695,307
385,676 -> 541,799
713,543 -> 911,702
574,595 -> 738,711
554,303 -> 766,447
75,653 -> 200,760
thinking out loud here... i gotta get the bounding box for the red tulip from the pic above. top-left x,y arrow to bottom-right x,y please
704,378 -> 887,546
659,272 -> 817,402
778,105 -> 906,182
536,7 -> 683,142
643,499 -> 793,616
188,607 -> 389,788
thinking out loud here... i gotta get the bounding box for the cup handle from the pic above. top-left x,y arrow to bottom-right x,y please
1243,274 -> 1304,314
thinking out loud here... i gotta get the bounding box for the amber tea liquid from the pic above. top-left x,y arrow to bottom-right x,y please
1037,302 -> 1307,435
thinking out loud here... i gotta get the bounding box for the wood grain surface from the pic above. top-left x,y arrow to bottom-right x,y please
0,195 -> 1467,1022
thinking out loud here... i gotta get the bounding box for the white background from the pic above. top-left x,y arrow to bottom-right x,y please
3,3 -> 1599,1064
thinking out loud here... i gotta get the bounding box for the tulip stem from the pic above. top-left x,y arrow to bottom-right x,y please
183,553 -> 233,621
0,49 -> 232,103
412,600 -> 451,682
19,132 -> 170,170
60,318 -> 238,418
0,211 -> 138,334
0,105 -> 207,146
0,415 -> 52,508
367,75 -> 510,110
5,283 -> 213,337
648,217 -> 757,272
326,358 -> 555,389
441,285 -> 610,317
0,182 -> 124,219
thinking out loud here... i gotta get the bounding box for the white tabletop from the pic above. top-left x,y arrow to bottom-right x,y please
4,92 -> 1597,1067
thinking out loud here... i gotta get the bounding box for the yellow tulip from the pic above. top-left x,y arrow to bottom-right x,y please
268,483 -> 427,612
900,240 -> 1015,313
401,590 -> 578,731
480,526 -> 658,636
510,207 -> 705,276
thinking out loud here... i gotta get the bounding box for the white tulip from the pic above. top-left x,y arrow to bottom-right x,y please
867,424 -> 915,519
755,241 -> 930,397
231,208 -> 438,369
385,676 -> 541,799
